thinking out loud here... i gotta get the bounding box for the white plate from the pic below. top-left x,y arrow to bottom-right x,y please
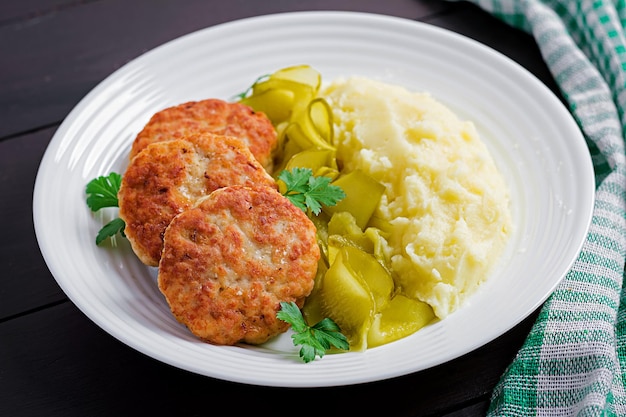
33,11 -> 595,387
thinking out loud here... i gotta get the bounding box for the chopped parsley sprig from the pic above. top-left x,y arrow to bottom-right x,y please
277,301 -> 349,363
278,167 -> 346,215
85,172 -> 125,245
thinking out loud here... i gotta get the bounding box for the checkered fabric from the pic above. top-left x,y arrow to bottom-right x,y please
448,0 -> 626,415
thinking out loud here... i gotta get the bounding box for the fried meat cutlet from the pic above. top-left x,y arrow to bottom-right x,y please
130,98 -> 277,172
118,133 -> 276,267
157,185 -> 320,345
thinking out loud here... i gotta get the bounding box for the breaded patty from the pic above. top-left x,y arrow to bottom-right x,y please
118,133 -> 276,267
157,185 -> 320,345
130,98 -> 277,172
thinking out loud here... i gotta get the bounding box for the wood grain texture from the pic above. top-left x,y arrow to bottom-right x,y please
0,127 -> 66,320
0,0 -> 449,140
0,302 -> 538,417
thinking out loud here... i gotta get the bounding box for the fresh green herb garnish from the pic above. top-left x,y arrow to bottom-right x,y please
95,217 -> 126,246
278,167 -> 346,215
85,172 -> 125,245
86,172 -> 122,211
277,301 -> 349,363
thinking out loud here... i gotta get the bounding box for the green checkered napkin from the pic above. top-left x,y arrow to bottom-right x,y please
447,0 -> 626,414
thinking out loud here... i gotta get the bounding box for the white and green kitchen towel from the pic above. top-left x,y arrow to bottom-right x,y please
448,0 -> 626,415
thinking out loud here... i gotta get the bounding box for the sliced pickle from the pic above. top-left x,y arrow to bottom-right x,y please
328,212 -> 374,255
240,88 -> 294,124
266,64 -> 322,91
319,246 -> 395,350
323,169 -> 386,229
327,235 -> 362,266
272,136 -> 304,179
251,78 -> 315,118
309,211 -> 331,265
367,295 -> 436,348
285,149 -> 338,177
364,227 -> 393,273
239,65 -> 337,175
328,211 -> 362,236
367,212 -> 394,235
301,259 -> 329,325
286,98 -> 335,151
327,212 -> 391,270
246,64 -> 321,121
309,97 -> 333,143
339,246 -> 393,310
240,64 -> 321,122
320,248 -> 375,351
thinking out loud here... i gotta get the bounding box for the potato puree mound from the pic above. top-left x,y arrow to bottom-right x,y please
321,77 -> 512,319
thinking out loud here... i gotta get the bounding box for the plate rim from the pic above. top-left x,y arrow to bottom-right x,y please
33,10 -> 595,387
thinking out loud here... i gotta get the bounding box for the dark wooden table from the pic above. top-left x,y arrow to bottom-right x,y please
1,1 -> 560,415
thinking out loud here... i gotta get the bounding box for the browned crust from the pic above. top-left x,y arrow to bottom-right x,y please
118,133 -> 276,266
157,185 -> 320,345
130,99 -> 277,172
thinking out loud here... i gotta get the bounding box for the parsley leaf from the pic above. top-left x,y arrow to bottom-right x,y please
86,172 -> 122,211
96,217 -> 126,245
277,301 -> 349,363
278,168 -> 345,215
85,172 -> 126,245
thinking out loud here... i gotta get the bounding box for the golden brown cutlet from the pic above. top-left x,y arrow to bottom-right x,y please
157,185 -> 320,345
118,133 -> 277,267
129,98 -> 277,172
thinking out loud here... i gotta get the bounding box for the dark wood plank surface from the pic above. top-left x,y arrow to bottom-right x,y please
0,1 -> 557,415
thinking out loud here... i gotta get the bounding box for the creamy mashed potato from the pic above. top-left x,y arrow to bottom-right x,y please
321,77 -> 512,319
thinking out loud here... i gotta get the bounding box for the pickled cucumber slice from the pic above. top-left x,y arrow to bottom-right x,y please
326,212 -> 392,271
317,246 -> 396,350
285,149 -> 338,179
338,245 -> 393,310
328,211 -> 364,237
286,98 -> 335,151
266,64 -> 322,91
240,88 -> 293,124
320,249 -> 374,351
240,64 -> 325,134
309,211 -> 331,265
324,169 -> 386,229
327,212 -> 375,263
301,259 -> 328,325
367,295 -> 436,348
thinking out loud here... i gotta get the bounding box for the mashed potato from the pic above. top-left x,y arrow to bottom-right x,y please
321,77 -> 512,319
